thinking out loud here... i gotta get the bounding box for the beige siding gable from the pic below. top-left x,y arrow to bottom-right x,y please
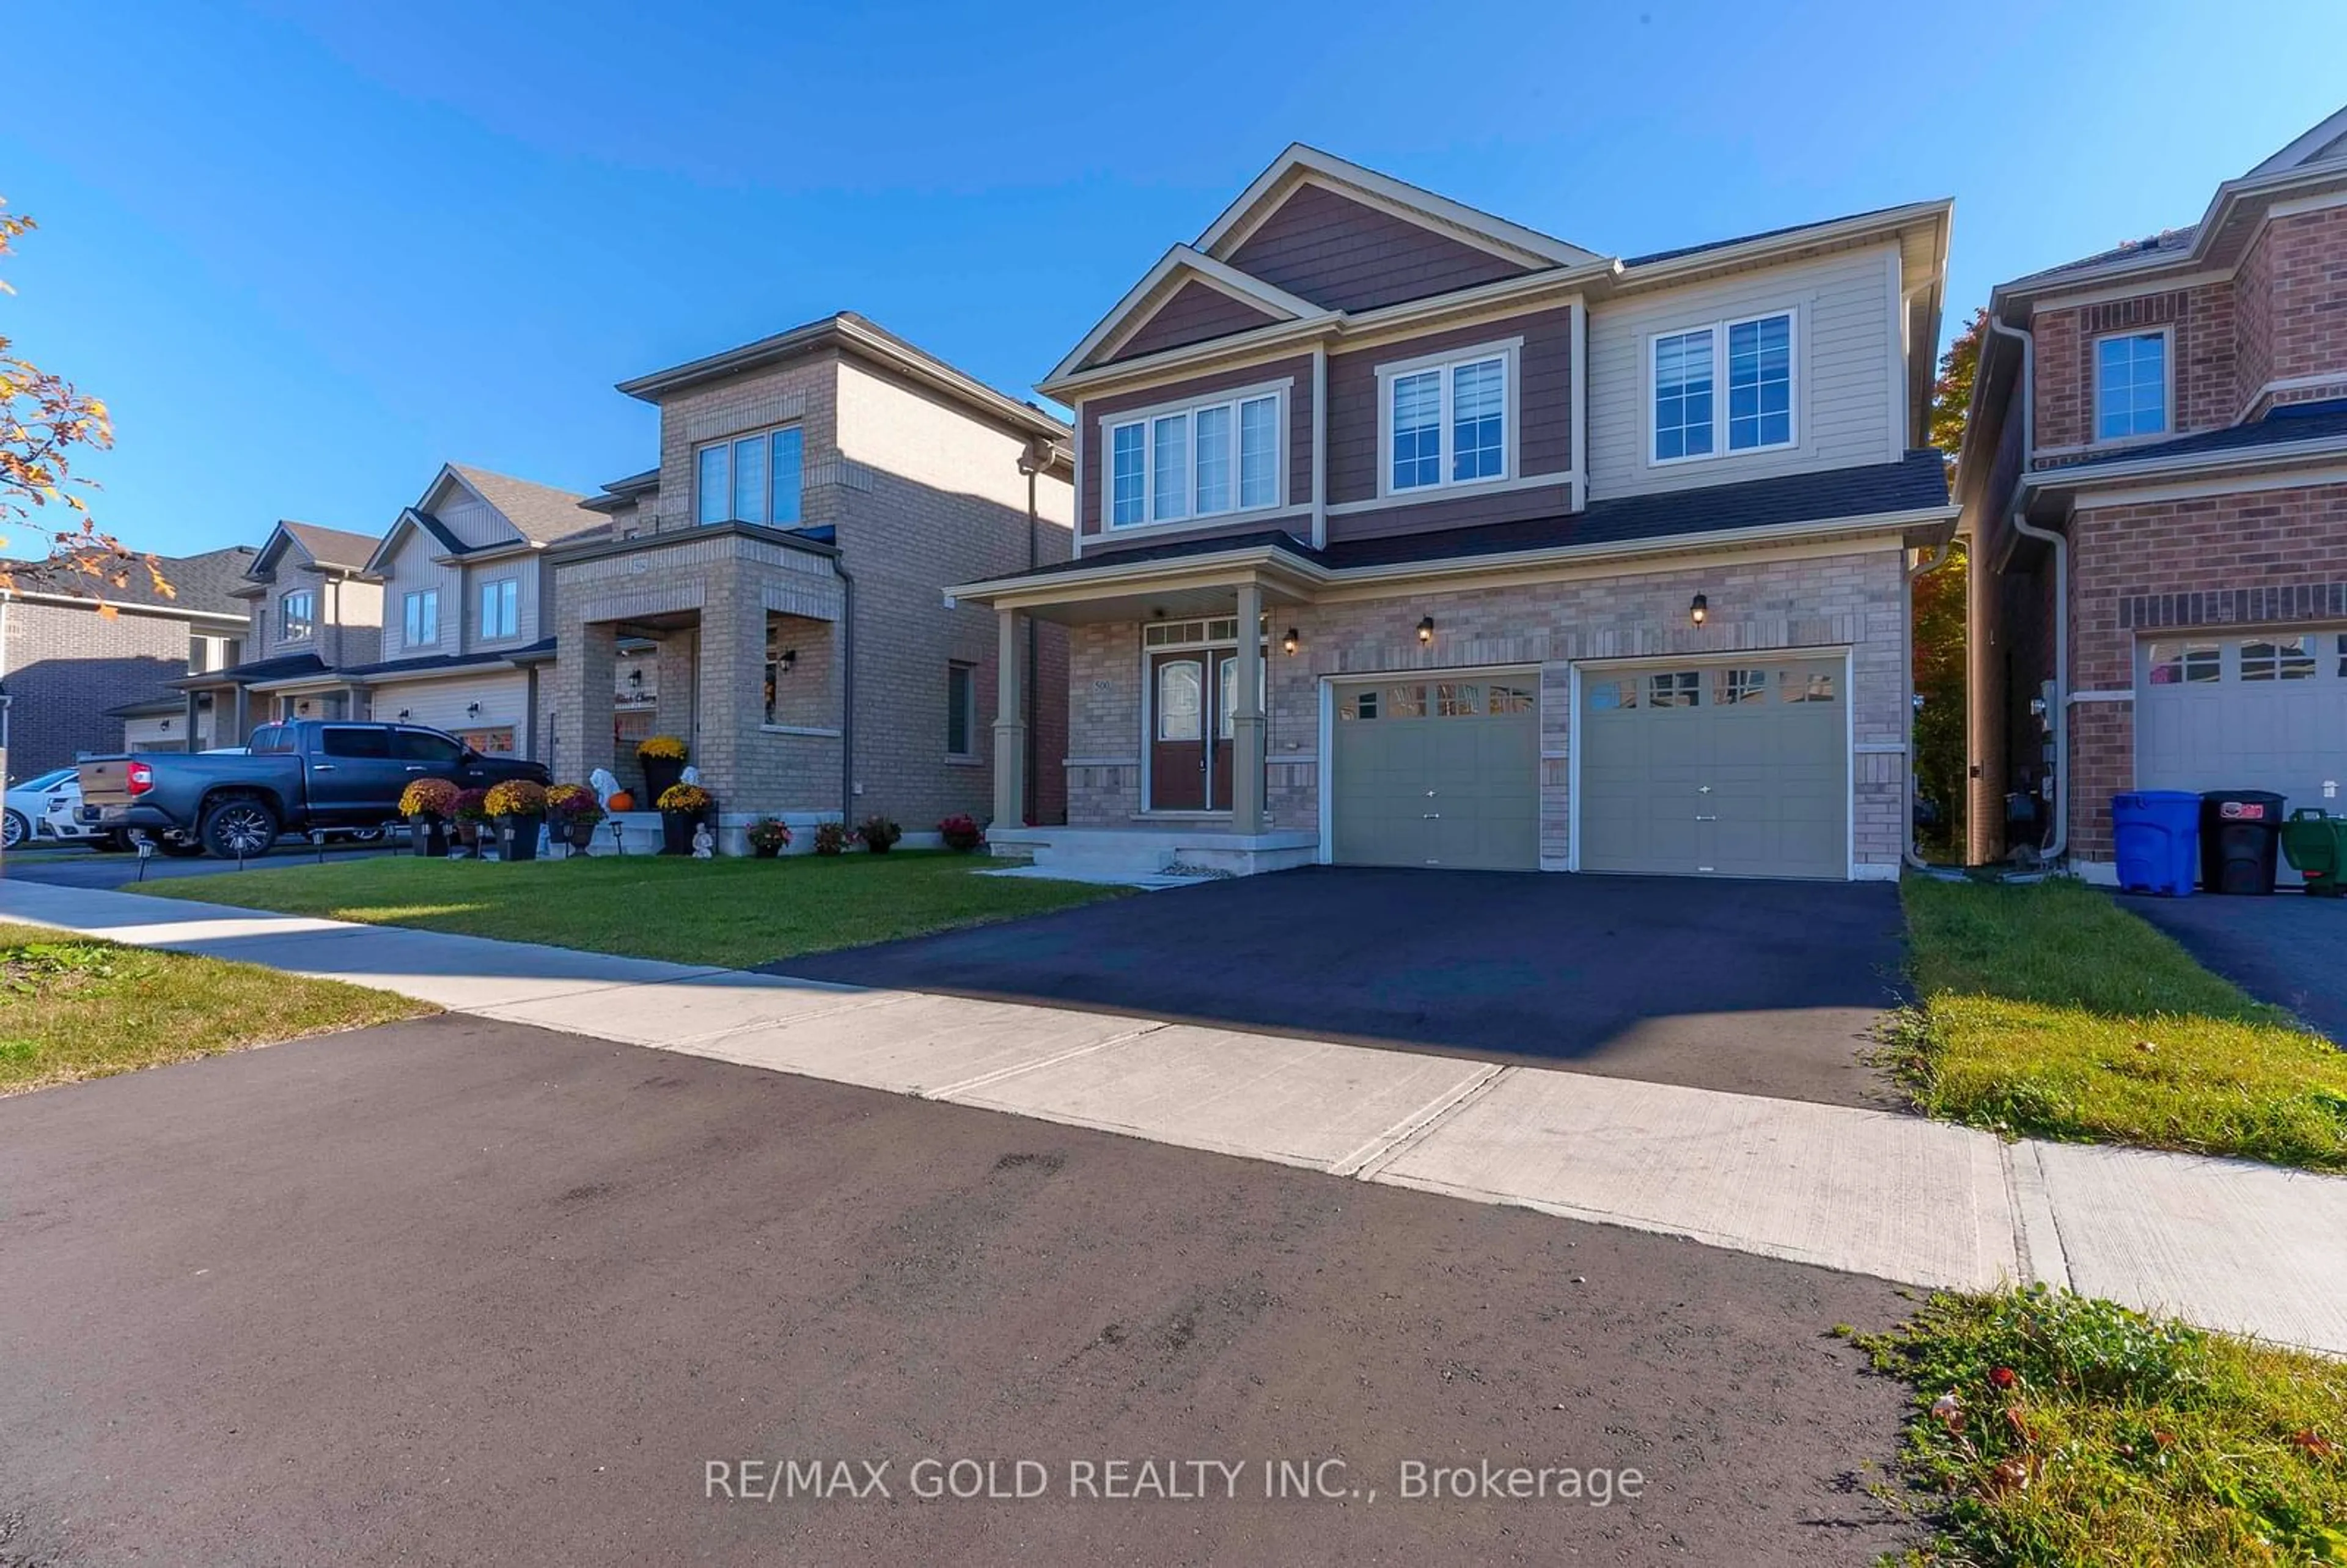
1587,242 -> 1901,499
422,475 -> 522,550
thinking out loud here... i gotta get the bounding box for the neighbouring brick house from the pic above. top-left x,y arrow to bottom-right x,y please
0,546 -> 254,780
953,145 -> 1955,880
1961,104 -> 2347,876
552,313 -> 1072,851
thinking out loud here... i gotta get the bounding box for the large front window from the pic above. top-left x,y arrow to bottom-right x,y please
279,590 -> 315,642
478,578 -> 518,640
1653,311 -> 1796,463
2095,331 -> 2169,441
1106,386 -> 1282,528
403,589 -> 438,647
696,425 -> 806,527
1381,345 -> 1513,493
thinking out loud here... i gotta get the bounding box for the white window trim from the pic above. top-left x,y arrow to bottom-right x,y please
1645,307 -> 1802,469
1373,338 -> 1522,500
2089,324 -> 2175,447
946,660 -> 979,760
1099,378 -> 1291,533
477,577 -> 521,643
694,422 -> 807,527
279,589 -> 317,644
402,589 -> 439,650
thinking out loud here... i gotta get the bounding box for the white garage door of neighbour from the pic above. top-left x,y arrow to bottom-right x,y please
2136,629 -> 2347,811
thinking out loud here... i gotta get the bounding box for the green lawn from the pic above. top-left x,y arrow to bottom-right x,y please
142,849 -> 1130,969
1849,1286 -> 2347,1566
1892,877 -> 2347,1170
0,921 -> 430,1094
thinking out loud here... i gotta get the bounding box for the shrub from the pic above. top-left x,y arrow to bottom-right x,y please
399,777 -> 460,818
857,815 -> 903,854
747,817 -> 793,852
812,821 -> 851,855
545,783 -> 604,826
656,783 -> 713,815
482,779 -> 547,818
939,813 -> 984,852
636,734 -> 688,761
450,788 -> 491,825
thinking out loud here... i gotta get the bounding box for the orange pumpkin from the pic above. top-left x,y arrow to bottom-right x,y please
606,790 -> 635,812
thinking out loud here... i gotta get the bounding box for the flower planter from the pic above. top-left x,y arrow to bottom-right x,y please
454,821 -> 485,857
560,819 -> 598,852
409,815 -> 450,857
751,843 -> 782,859
660,808 -> 702,856
641,755 -> 686,804
498,813 -> 545,863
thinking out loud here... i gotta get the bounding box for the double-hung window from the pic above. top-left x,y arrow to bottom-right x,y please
2095,331 -> 2169,441
1379,344 -> 1514,494
1651,311 -> 1796,463
1105,385 -> 1283,528
403,589 -> 438,647
479,578 -> 519,640
695,425 -> 806,527
279,590 -> 315,642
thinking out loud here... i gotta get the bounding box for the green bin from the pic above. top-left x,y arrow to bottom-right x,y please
2280,809 -> 2347,896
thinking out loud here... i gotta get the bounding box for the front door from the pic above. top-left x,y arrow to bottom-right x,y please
1149,651 -> 1209,810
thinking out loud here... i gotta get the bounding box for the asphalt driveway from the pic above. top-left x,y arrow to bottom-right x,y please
774,868 -> 1910,1108
0,1016 -> 1914,1566
2125,890 -> 2347,1044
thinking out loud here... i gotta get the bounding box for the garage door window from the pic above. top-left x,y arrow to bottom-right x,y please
1489,683 -> 1533,714
1780,669 -> 1837,703
1648,671 -> 1701,707
2147,640 -> 2220,684
1587,678 -> 1637,712
1386,684 -> 1427,717
1713,667 -> 1768,705
1340,689 -> 1379,720
2241,635 -> 2316,681
1436,683 -> 1481,716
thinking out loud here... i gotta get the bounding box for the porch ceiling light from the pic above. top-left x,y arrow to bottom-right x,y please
1282,628 -> 1299,655
1689,593 -> 1709,628
1416,615 -> 1434,646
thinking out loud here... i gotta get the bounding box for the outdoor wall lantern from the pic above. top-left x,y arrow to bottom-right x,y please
1282,628 -> 1299,656
397,708 -> 411,722
466,702 -> 482,718
1416,616 -> 1435,646
627,669 -> 644,689
1689,593 -> 1709,628
777,648 -> 799,674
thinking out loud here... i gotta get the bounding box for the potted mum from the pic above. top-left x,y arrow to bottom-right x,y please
484,779 -> 548,863
812,821 -> 851,856
637,735 -> 689,805
746,817 -> 792,859
856,814 -> 903,855
656,782 -> 713,855
938,813 -> 984,853
546,783 -> 605,854
400,777 -> 460,857
450,788 -> 491,855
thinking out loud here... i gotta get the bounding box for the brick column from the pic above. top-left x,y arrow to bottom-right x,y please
554,621 -> 617,792
696,579 -> 761,808
1230,581 -> 1265,835
991,606 -> 1026,829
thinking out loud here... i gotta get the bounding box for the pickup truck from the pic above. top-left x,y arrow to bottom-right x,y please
78,719 -> 551,858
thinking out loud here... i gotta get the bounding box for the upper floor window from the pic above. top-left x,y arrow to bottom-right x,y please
696,425 -> 806,528
279,590 -> 315,642
479,577 -> 519,640
403,589 -> 438,647
1379,343 -> 1515,494
1651,311 -> 1796,464
2095,331 -> 2169,441
1106,384 -> 1283,528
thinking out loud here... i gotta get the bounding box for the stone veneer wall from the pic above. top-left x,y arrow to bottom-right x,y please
1065,544 -> 1911,872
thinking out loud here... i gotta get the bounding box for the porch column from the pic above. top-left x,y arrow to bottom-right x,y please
1230,581 -> 1265,835
182,692 -> 200,753
230,686 -> 251,747
991,606 -> 1027,829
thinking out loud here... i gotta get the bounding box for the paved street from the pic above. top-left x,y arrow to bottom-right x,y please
2,840 -> 397,890
0,1016 -> 1915,1567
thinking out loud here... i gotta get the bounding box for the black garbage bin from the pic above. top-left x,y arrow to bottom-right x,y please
2198,790 -> 2288,894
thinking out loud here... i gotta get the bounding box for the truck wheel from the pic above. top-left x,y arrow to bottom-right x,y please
2,809 -> 28,851
200,796 -> 280,859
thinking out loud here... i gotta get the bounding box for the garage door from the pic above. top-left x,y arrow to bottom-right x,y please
1331,676 -> 1538,870
1578,658 -> 1847,879
2137,630 -> 2347,810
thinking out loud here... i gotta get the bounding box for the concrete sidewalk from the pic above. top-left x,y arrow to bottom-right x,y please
6,876 -> 2345,1357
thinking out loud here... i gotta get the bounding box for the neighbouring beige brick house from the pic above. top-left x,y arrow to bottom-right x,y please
552,313 -> 1073,850
955,146 -> 1956,881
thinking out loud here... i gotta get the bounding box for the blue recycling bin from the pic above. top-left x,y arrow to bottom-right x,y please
2112,791 -> 2202,896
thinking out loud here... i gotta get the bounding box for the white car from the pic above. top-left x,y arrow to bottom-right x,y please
4,768 -> 81,849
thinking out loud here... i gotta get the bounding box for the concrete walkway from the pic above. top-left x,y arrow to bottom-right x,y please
6,877 -> 2345,1357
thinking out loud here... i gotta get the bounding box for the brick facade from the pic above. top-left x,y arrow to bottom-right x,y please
1,602 -> 193,781
1065,545 -> 1910,873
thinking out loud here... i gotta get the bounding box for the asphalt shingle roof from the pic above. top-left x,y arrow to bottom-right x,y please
180,651 -> 331,686
2011,225 -> 2201,286
1622,202 -> 1931,268
337,638 -> 556,678
450,466 -> 608,547
4,544 -> 257,617
279,522 -> 381,571
2054,398 -> 2347,472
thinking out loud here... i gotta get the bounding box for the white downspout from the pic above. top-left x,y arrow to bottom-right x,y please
1904,543 -> 1955,870
1987,313 -> 2068,862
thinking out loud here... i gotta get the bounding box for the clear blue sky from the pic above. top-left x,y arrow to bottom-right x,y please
6,0 -> 2343,558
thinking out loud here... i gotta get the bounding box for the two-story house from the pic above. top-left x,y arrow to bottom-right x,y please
548,312 -> 1074,849
176,521 -> 383,745
1960,104 -> 2347,876
953,146 -> 1954,880
340,464 -> 607,758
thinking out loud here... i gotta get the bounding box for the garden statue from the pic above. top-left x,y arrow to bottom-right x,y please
589,767 -> 622,808
690,821 -> 715,859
